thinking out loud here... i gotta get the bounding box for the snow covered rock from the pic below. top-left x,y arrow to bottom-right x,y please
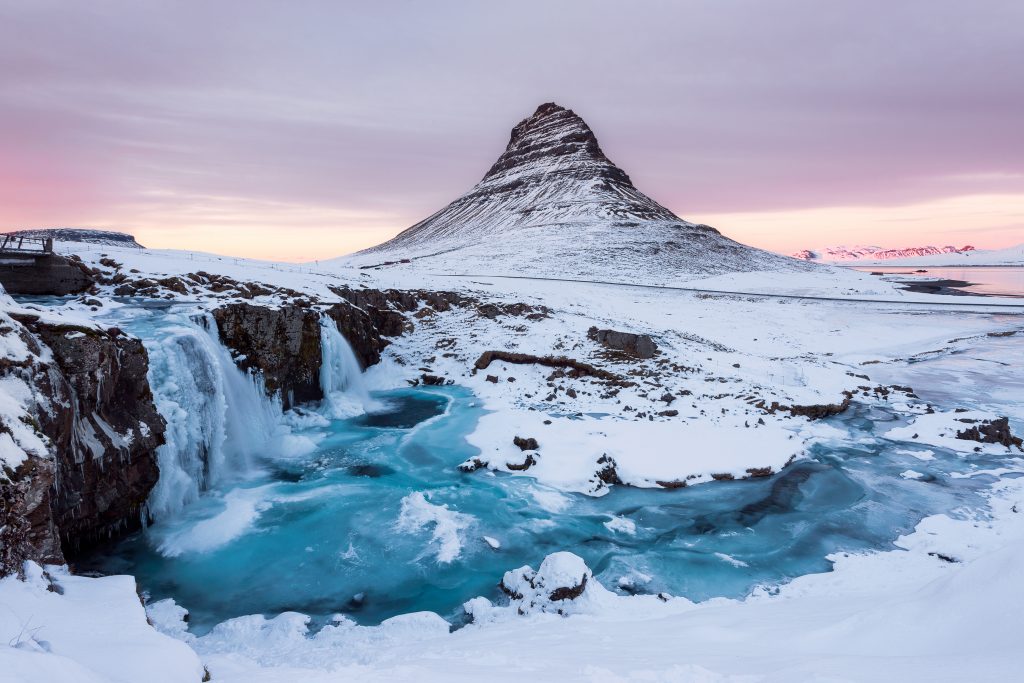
498,552 -> 613,616
0,292 -> 165,572
886,411 -> 1023,455
587,326 -> 658,359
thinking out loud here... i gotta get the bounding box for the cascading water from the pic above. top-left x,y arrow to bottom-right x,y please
318,315 -> 374,418
144,313 -> 282,521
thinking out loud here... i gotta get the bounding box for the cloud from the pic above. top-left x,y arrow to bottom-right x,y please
1,1 -> 1022,258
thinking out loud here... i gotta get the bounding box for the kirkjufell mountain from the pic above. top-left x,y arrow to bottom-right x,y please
351,103 -> 812,283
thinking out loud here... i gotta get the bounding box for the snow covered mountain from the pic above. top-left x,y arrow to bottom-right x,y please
350,103 -> 811,283
793,244 -> 975,262
2,227 -> 144,248
850,242 -> 1024,267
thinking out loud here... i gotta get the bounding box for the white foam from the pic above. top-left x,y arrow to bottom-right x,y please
395,491 -> 474,564
156,487 -> 268,557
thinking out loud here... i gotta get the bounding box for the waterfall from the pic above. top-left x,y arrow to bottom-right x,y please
144,313 -> 282,521
318,315 -> 373,418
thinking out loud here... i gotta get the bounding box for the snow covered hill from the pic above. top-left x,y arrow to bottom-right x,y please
2,227 -> 144,248
347,103 -> 812,284
793,244 -> 975,262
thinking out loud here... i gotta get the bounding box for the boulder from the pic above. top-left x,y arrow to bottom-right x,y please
587,326 -> 657,359
498,552 -> 610,616
956,417 -> 1023,450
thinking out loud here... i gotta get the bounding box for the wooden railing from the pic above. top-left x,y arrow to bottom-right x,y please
0,234 -> 53,255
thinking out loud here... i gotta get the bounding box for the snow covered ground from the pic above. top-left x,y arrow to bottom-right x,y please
3,238 -> 1024,681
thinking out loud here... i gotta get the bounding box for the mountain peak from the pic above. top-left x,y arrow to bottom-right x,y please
355,103 -> 808,283
482,102 -> 629,186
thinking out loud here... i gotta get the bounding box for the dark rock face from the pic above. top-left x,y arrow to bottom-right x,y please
956,417 -> 1023,450
1,456 -> 60,576
212,304 -> 323,409
28,321 -> 166,557
0,253 -> 94,295
755,397 -> 851,420
513,436 -> 539,451
1,313 -> 166,570
587,327 -> 657,359
474,350 -> 619,381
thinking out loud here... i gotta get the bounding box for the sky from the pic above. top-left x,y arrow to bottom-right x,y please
1,0 -> 1022,261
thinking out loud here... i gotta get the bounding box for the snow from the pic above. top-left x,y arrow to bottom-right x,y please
5,194 -> 1024,680
884,410 -> 1022,456
0,563 -> 203,683
344,103 -> 812,285
793,243 -> 975,262
848,242 -> 1024,267
467,410 -> 803,493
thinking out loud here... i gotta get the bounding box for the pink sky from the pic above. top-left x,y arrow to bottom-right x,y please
1,1 -> 1022,261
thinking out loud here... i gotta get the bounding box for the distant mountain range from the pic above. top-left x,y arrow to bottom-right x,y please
350,102 -> 811,283
792,245 -> 975,262
2,228 -> 144,248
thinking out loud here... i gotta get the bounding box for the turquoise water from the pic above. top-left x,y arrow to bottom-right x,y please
20,297 -> 1017,635
77,385 -> 1007,633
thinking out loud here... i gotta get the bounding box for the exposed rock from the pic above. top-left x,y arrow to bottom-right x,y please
506,452 -> 538,471
513,436 -> 539,451
474,350 -> 619,381
420,374 -> 448,386
755,396 -> 851,420
324,295 -> 409,369
212,304 -> 323,409
1,456 -> 60,576
587,327 -> 657,359
1,310 -> 166,569
745,466 -> 774,478
28,321 -> 166,556
498,552 -> 604,616
956,417 -> 1023,450
595,454 -> 622,486
458,457 -> 487,473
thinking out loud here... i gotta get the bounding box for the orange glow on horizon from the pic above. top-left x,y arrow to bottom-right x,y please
2,192 -> 1021,263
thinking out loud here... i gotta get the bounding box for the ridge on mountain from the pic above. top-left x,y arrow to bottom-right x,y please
348,103 -> 811,284
3,228 -> 144,249
794,244 -> 975,262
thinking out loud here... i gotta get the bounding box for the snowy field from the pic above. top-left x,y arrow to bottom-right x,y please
2,240 -> 1023,682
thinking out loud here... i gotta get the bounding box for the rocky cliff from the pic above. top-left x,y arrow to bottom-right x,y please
211,304 -> 324,410
0,306 -> 165,572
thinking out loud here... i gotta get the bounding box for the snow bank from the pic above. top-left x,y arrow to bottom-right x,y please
0,563 -> 203,683
467,410 -> 802,493
885,410 -> 1023,455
